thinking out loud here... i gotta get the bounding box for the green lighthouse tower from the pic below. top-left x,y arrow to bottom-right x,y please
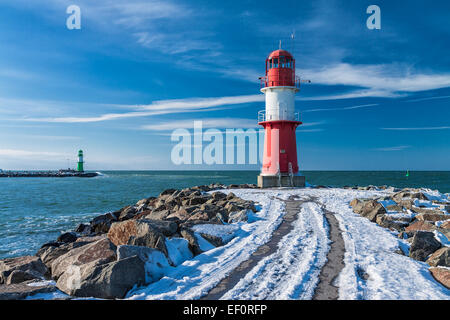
77,150 -> 84,172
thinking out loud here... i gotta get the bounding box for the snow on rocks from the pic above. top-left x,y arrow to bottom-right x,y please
165,238 -> 193,267
348,186 -> 450,293
0,184 -> 260,300
125,190 -> 285,300
1,184 -> 449,300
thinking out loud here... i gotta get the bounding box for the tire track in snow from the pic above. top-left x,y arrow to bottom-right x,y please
312,205 -> 346,300
202,196 -> 330,300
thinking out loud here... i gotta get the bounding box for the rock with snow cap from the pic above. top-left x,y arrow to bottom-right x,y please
409,231 -> 441,261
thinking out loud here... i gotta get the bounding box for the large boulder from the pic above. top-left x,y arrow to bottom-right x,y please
441,220 -> 450,229
118,206 -> 137,221
385,204 -> 404,212
75,235 -> 107,243
51,238 -> 117,279
56,256 -> 146,299
375,214 -> 408,231
211,191 -> 227,201
393,190 -> 429,202
180,228 -> 203,256
90,212 -> 118,234
107,219 -> 177,257
57,232 -> 78,243
182,196 -> 207,206
409,231 -> 441,261
167,207 -> 194,221
117,245 -> 172,282
5,270 -> 42,285
352,200 -> 386,222
147,209 -> 171,221
36,241 -> 91,269
228,209 -> 249,223
0,256 -> 48,284
350,199 -> 365,214
397,199 -> 415,210
187,208 -> 218,222
426,247 -> 450,267
405,221 -> 437,232
429,267 -> 450,289
0,281 -> 57,300
75,223 -> 92,235
224,202 -> 244,214
159,188 -> 177,197
415,212 -> 449,222
199,233 -> 223,247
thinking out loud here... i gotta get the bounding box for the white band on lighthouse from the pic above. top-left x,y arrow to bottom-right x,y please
261,86 -> 298,121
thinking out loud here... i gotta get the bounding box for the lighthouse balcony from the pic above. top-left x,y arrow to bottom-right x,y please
259,75 -> 302,89
258,110 -> 301,122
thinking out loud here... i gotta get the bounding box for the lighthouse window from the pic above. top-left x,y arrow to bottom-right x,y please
273,58 -> 278,68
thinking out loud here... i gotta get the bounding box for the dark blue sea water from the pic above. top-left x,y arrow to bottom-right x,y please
0,170 -> 449,259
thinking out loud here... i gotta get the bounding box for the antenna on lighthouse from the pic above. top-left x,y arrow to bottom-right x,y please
279,40 -> 282,50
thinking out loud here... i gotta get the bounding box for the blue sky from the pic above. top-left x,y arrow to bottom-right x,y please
0,0 -> 449,170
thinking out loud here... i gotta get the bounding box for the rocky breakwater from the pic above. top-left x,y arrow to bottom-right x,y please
0,183 -> 258,300
349,188 -> 450,289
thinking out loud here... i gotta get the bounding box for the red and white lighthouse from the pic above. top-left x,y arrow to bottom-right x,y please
257,49 -> 307,188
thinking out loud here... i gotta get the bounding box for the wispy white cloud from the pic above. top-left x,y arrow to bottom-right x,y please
141,118 -> 257,131
23,95 -> 264,123
0,68 -> 38,80
111,1 -> 191,27
303,103 -> 379,113
0,149 -> 66,158
381,126 -> 450,131
373,146 -> 411,152
298,90 -> 404,101
297,128 -> 324,133
299,63 -> 450,98
12,134 -> 81,141
405,95 -> 450,103
142,119 -> 325,132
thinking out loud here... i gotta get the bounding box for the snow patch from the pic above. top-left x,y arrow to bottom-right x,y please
194,233 -> 216,252
192,223 -> 240,244
144,250 -> 173,284
165,237 -> 193,266
434,230 -> 450,247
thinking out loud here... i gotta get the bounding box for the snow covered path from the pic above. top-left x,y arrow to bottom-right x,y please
218,198 -> 330,300
126,188 -> 450,300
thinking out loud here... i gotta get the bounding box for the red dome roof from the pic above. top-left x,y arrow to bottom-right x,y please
268,49 -> 293,59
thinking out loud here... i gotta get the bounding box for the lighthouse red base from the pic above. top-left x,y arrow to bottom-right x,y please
260,120 -> 301,175
257,120 -> 306,188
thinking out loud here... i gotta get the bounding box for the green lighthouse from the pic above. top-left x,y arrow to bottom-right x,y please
77,150 -> 84,172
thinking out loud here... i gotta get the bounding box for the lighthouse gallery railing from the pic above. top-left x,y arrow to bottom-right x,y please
258,110 -> 301,122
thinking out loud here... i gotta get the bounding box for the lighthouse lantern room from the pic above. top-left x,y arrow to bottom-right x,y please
257,49 -> 307,188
